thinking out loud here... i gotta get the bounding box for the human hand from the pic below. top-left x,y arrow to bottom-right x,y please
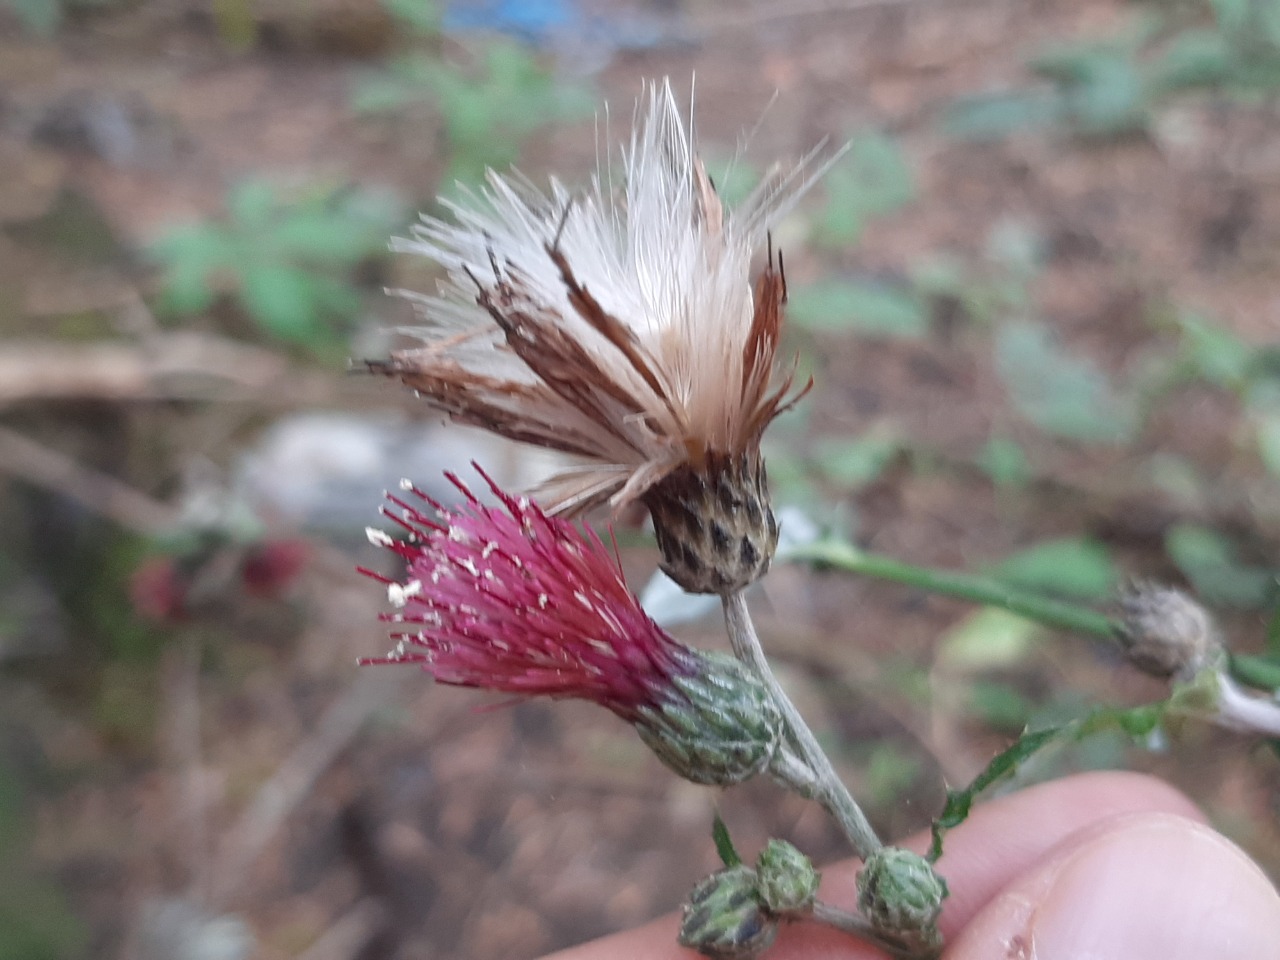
542,771 -> 1280,960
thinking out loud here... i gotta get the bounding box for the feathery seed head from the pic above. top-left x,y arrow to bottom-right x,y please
374,79 -> 833,521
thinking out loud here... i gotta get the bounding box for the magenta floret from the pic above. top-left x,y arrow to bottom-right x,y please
360,467 -> 696,720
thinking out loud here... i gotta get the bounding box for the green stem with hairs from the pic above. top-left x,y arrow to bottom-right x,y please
786,538 -> 1122,640
723,590 -> 883,861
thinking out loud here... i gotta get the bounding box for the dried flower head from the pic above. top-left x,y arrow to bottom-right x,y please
1118,581 -> 1223,680
371,80 -> 837,592
360,468 -> 782,785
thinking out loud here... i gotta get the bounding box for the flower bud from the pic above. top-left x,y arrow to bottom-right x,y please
856,847 -> 947,951
635,651 -> 783,786
679,865 -> 777,960
755,839 -> 819,915
643,451 -> 779,595
1118,583 -> 1222,680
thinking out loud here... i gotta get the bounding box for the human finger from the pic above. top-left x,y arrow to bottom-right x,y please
948,811 -> 1280,960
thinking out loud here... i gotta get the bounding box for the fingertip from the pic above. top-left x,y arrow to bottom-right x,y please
948,812 -> 1280,960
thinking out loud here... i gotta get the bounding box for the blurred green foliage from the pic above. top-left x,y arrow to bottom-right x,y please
788,279 -> 929,338
810,433 -> 903,491
945,1 -> 1280,141
995,321 -> 1138,444
1165,523 -> 1276,608
0,764 -> 87,960
992,538 -> 1119,600
150,181 -> 403,352
352,1 -> 593,188
2,0 -> 110,36
810,132 -> 915,250
4,0 -> 60,35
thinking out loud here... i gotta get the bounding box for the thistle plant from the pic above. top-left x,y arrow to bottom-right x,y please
358,78 -> 1280,960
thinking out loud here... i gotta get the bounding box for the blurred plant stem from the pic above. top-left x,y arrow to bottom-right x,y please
1211,673 -> 1280,738
788,538 -> 1280,738
810,901 -> 940,960
787,538 -> 1121,638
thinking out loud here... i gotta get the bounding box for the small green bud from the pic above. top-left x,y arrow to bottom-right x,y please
755,839 -> 819,915
857,847 -> 947,950
679,865 -> 777,960
635,651 -> 782,786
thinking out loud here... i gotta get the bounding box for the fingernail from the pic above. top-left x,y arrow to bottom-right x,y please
1032,815 -> 1280,960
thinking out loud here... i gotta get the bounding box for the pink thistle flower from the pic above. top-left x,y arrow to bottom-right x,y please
360,468 -> 782,785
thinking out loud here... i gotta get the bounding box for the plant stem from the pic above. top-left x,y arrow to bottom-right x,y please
786,538 -> 1121,639
810,901 -> 940,960
723,590 -> 883,860
1213,673 -> 1280,738
787,539 -> 1280,700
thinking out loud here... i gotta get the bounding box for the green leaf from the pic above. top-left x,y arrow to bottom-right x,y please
788,279 -> 929,339
979,437 -> 1031,489
992,538 -> 1118,600
711,813 -> 741,867
211,0 -> 257,50
940,607 -> 1042,672
150,223 -> 237,273
381,0 -> 440,35
5,0 -> 60,36
928,725 -> 1062,861
811,132 -> 914,249
350,72 -> 416,114
1256,414 -> 1280,478
706,157 -> 762,208
942,92 -> 1061,141
240,265 -> 319,342
1175,311 -> 1252,388
1230,653 -> 1280,692
306,274 -> 363,319
995,321 -> 1137,444
811,434 -> 901,490
1165,523 -> 1274,609
161,261 -> 216,315
150,224 -> 237,315
1211,0 -> 1250,35
1063,55 -> 1147,137
1149,30 -> 1232,94
928,702 -> 1167,862
270,210 -> 387,264
227,179 -> 279,228
863,743 -> 922,806
968,680 -> 1035,732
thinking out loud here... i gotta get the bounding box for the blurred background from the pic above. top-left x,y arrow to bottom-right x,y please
2,0 -> 1280,957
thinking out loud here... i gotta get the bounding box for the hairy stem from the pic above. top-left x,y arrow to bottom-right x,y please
787,538 -> 1121,638
787,539 -> 1280,706
723,590 -> 882,860
810,901 -> 941,960
1213,673 -> 1280,738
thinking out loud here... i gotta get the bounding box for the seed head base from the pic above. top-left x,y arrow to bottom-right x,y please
643,449 -> 779,594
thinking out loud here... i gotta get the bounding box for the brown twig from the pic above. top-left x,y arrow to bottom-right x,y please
209,669 -> 407,905
0,333 -> 335,407
0,425 -> 174,534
